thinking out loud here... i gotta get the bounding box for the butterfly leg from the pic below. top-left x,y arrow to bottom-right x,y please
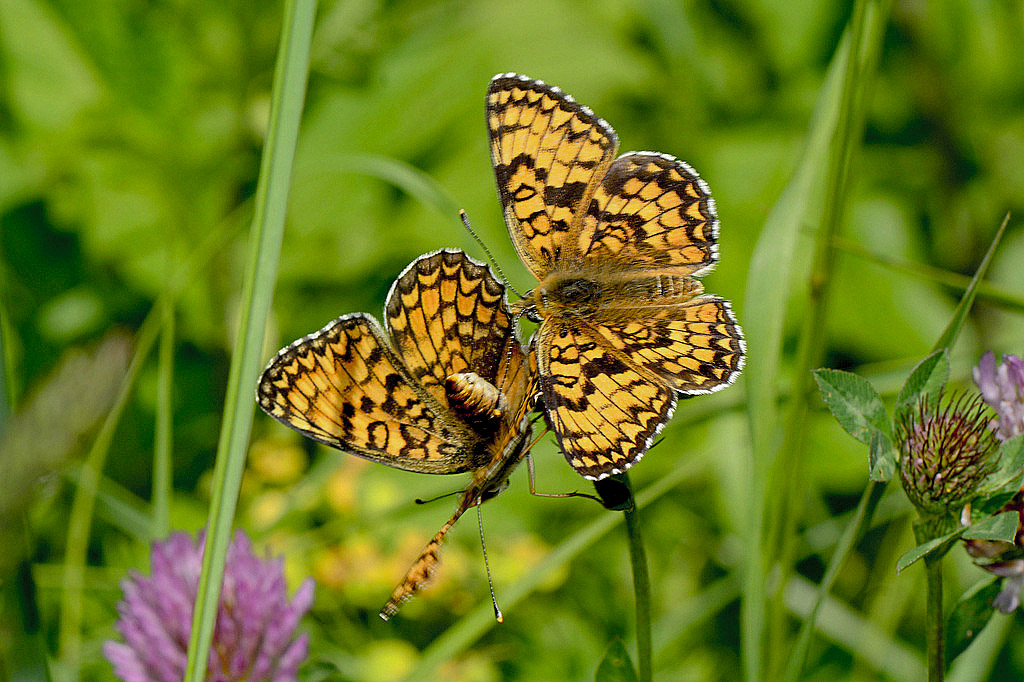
525,454 -> 604,505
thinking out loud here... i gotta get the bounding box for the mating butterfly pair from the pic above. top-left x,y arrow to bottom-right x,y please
257,74 -> 745,618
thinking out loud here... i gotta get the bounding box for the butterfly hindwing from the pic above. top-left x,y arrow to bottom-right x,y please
535,321 -> 676,479
577,152 -> 720,275
592,297 -> 745,394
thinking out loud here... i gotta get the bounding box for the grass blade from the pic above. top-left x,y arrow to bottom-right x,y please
153,299 -> 174,539
932,212 -> 1011,353
182,1 -> 316,679
743,0 -> 889,676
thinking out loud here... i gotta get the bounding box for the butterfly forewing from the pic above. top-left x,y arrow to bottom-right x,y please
487,73 -> 619,276
535,322 -> 676,479
385,250 -> 516,408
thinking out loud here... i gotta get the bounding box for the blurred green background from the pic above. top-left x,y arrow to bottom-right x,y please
2,0 -> 1024,680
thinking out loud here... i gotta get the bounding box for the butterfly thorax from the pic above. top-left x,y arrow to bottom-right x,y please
516,270 -> 706,325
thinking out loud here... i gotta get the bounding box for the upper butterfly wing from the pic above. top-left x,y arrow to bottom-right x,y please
573,152 -> 719,276
385,249 -> 521,409
487,73 -> 619,278
534,320 -> 675,480
257,313 -> 474,474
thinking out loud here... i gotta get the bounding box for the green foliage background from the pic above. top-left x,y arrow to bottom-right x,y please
2,0 -> 1024,679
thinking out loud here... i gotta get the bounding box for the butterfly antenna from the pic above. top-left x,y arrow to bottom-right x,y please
476,498 -> 503,622
460,209 -> 523,299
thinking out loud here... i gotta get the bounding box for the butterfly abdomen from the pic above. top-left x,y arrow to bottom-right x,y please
445,372 -> 509,436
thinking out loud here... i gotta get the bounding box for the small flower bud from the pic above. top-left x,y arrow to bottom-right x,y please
896,392 -> 998,515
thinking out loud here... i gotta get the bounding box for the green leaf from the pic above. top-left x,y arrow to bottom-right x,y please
813,368 -> 891,443
894,349 -> 949,419
595,638 -> 639,682
868,430 -> 896,482
962,512 -> 1019,543
977,434 -> 1024,499
945,579 -> 1002,665
896,527 -> 962,573
899,511 -> 1018,574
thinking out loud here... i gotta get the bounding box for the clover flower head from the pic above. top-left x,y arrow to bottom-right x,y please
963,492 -> 1024,613
896,392 -> 998,515
973,350 -> 1024,441
103,530 -> 315,682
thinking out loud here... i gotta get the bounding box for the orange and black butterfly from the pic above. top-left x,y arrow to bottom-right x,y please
487,73 -> 745,480
257,249 -> 534,619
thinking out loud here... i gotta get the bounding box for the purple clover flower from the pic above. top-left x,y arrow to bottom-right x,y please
972,350 -> 1024,441
967,351 -> 1024,613
103,530 -> 315,682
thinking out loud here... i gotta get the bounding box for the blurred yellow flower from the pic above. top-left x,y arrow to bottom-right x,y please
248,436 -> 307,485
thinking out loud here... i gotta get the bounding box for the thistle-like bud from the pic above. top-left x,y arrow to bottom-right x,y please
896,392 -> 998,516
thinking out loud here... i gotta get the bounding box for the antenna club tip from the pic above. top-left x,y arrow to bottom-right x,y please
495,610 -> 504,623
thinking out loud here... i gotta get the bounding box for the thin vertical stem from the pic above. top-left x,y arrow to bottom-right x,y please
153,299 -> 174,539
622,476 -> 652,682
926,557 -> 945,681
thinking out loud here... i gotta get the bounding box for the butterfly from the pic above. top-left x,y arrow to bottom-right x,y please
256,249 -> 535,619
486,73 -> 746,481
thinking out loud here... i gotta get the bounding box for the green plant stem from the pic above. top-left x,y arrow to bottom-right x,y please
181,1 -> 315,679
783,479 -> 885,680
153,300 -> 174,540
926,557 -> 945,681
622,475 -> 652,682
